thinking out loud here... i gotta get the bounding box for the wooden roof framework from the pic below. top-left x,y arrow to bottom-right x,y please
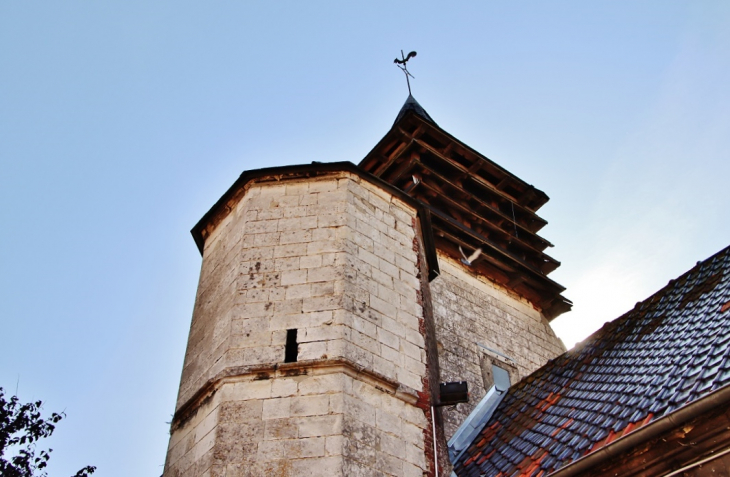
360,103 -> 571,319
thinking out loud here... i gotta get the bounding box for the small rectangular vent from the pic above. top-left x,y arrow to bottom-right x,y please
438,381 -> 469,406
284,329 -> 298,363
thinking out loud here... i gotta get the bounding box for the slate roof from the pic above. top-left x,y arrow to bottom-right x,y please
452,244 -> 730,477
394,94 -> 437,125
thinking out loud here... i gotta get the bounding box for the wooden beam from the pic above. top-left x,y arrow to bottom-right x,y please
433,232 -> 551,309
414,159 -> 549,238
412,137 -> 545,227
416,179 -> 555,261
408,117 -> 551,211
385,151 -> 420,184
426,206 -> 565,293
372,138 -> 412,177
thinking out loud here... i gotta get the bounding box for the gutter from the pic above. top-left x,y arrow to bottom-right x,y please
547,384 -> 730,477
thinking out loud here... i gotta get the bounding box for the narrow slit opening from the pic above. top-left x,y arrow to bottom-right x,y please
284,329 -> 298,363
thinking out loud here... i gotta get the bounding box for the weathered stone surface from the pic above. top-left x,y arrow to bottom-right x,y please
164,173 -> 431,476
431,255 -> 566,439
164,170 -> 568,476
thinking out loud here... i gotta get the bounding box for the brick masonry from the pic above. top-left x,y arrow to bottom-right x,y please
430,255 -> 566,440
164,172 -> 432,476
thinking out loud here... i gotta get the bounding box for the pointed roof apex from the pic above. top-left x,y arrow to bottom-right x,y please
394,94 -> 436,126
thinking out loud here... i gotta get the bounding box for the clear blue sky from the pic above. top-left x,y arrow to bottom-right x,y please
1,2 -> 729,475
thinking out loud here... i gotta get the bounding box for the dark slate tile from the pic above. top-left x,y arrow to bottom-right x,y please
454,246 -> 730,477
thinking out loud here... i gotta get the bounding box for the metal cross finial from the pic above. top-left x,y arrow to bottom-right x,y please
394,50 -> 417,94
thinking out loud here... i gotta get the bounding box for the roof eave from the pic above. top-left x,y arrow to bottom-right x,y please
190,161 -> 440,281
546,384 -> 730,477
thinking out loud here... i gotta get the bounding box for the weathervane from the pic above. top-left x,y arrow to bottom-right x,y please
394,50 -> 417,95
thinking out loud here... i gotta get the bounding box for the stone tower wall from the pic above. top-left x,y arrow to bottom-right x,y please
431,256 -> 566,439
164,172 -> 433,477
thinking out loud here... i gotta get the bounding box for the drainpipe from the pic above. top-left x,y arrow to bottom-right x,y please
432,406 -> 439,477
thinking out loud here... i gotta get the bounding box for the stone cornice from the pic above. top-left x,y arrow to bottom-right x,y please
171,357 -> 421,432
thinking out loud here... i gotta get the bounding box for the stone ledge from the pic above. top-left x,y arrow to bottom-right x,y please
171,357 -> 421,432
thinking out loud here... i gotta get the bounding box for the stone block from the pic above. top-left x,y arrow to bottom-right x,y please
367,191 -> 390,212
404,439 -> 427,468
397,310 -> 421,331
215,420 -> 264,463
247,220 -> 278,235
317,190 -> 347,205
257,440 -> 284,461
219,400 -> 263,423
300,324 -> 342,343
302,295 -> 341,312
311,227 -> 336,242
274,243 -> 308,258
325,435 -> 345,456
262,397 -> 291,420
318,213 -> 348,228
380,344 -> 403,368
370,267 -> 393,288
348,380 -> 383,409
259,184 -> 286,197
307,266 -> 339,283
351,315 -> 377,338
380,315 -> 405,339
273,298 -> 302,315
351,230 -> 374,252
299,254 -> 322,269
404,355 -> 426,375
285,181 -> 309,196
290,394 -> 330,417
343,420 -> 377,465
402,461 -> 424,477
221,380 -> 271,401
307,240 -> 341,255
378,432 -> 406,460
264,418 -> 298,440
298,373 -> 346,396
343,394 -> 375,423
285,283 -> 312,300
297,414 -> 343,438
290,456 -> 342,476
350,329 -> 380,355
375,409 -> 402,436
376,450 -> 403,476
271,378 -> 298,398
309,179 -> 338,193
377,327 -> 400,351
396,368 -> 423,391
193,426 -> 217,461
298,340 -> 328,360
279,229 -> 311,244
253,232 -> 280,247
372,355 -> 396,380
311,281 -> 335,297
369,294 -> 397,318
373,242 -> 395,265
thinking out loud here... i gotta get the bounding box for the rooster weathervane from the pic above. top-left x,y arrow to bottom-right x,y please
394,50 -> 417,95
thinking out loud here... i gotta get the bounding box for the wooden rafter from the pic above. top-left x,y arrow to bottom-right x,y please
358,105 -> 570,319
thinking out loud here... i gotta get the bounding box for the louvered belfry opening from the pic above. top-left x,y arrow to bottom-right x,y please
359,96 -> 571,320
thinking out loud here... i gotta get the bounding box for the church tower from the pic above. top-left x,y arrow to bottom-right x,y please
163,96 -> 569,476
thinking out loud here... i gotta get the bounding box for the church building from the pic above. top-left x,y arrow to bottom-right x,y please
162,94 -> 730,477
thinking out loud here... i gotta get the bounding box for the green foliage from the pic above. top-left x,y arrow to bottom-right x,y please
0,388 -> 95,477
